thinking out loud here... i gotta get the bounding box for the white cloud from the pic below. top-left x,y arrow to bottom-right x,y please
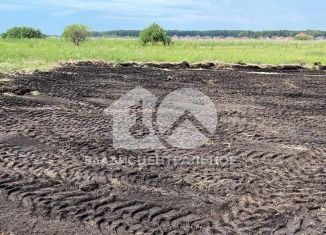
27,0 -> 206,11
0,3 -> 31,10
2,0 -> 325,31
2,0 -> 208,17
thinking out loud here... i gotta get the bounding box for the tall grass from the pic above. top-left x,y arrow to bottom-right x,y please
0,37 -> 325,73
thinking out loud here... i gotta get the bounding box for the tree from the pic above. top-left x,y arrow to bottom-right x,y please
294,33 -> 313,41
139,23 -> 171,46
2,27 -> 44,39
62,24 -> 90,45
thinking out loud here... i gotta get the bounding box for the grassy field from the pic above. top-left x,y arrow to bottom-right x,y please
1,37 -> 326,73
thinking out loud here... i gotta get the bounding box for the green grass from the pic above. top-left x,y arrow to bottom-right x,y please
1,37 -> 326,73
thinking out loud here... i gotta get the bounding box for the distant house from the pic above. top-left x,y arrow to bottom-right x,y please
315,36 -> 326,40
258,36 -> 271,40
240,36 -> 250,40
271,36 -> 293,40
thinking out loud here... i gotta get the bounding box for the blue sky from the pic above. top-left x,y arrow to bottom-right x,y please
1,0 -> 326,34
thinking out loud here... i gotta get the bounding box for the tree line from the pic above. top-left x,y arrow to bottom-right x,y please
1,24 -> 171,45
2,23 -> 324,46
92,30 -> 326,38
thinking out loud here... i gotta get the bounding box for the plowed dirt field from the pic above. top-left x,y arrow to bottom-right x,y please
0,62 -> 326,234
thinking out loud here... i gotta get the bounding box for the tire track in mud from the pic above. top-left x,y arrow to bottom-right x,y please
0,141 -> 217,234
0,63 -> 326,234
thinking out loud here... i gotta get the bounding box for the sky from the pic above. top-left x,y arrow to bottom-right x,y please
1,0 -> 326,35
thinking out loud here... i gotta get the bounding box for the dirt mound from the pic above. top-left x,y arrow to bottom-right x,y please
61,60 -> 326,72
0,85 -> 31,96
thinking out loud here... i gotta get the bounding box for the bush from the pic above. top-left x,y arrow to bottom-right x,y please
62,24 -> 90,45
294,33 -> 313,41
2,27 -> 44,39
139,23 -> 171,46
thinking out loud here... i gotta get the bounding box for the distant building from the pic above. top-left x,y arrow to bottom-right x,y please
315,36 -> 326,40
258,36 -> 271,40
271,36 -> 293,40
240,36 -> 250,40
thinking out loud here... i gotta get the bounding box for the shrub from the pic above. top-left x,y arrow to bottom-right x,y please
2,27 -> 44,39
294,33 -> 313,41
139,23 -> 171,46
62,24 -> 90,45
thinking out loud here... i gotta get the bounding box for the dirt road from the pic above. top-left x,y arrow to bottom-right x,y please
0,62 -> 326,234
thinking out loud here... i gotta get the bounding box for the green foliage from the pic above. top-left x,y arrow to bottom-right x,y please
294,33 -> 313,41
62,24 -> 90,45
2,27 -> 44,39
1,38 -> 326,73
139,23 -> 171,46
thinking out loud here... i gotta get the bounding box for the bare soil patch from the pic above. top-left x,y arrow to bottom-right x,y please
0,62 -> 326,234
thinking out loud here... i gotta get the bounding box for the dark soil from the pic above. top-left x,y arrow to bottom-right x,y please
0,62 -> 326,234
